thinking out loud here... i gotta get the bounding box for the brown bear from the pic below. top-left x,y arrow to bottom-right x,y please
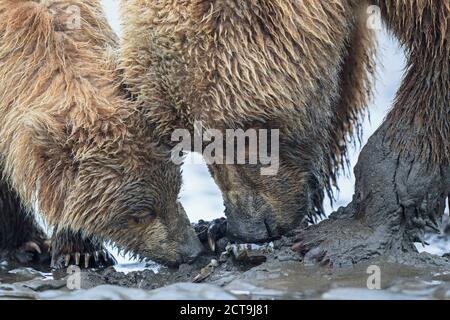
119,0 -> 449,266
0,0 -> 203,268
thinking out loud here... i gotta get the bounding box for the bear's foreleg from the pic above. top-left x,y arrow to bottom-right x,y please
292,123 -> 450,268
50,227 -> 116,270
0,179 -> 49,265
292,0 -> 449,268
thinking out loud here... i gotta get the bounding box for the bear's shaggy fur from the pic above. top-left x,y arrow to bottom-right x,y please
119,0 -> 448,245
0,0 -> 203,267
377,0 -> 449,164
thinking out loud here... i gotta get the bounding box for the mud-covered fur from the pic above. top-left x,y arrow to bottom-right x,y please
0,0 -> 203,267
49,227 -> 115,269
119,0 -> 377,241
293,0 -> 449,266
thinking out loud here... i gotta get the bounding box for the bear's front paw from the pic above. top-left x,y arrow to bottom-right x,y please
50,228 -> 116,270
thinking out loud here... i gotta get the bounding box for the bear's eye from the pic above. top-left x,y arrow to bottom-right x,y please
129,211 -> 156,225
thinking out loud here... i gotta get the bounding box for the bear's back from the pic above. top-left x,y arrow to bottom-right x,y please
120,0 -> 372,134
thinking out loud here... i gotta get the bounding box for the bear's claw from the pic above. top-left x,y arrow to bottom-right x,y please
52,249 -> 116,269
50,228 -> 116,270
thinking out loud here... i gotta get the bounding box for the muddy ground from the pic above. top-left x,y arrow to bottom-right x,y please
1,219 -> 450,300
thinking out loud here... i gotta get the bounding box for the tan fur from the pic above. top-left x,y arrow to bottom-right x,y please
0,0 -> 203,265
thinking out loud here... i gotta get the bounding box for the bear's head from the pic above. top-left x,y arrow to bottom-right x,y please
58,114 -> 204,267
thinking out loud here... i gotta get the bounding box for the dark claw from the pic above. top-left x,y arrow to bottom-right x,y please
22,241 -> 42,255
426,220 -> 441,233
74,252 -> 81,266
1,240 -> 50,265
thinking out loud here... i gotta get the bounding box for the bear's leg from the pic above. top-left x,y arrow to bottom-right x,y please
293,0 -> 450,268
292,124 -> 450,268
50,227 -> 116,269
0,179 -> 49,265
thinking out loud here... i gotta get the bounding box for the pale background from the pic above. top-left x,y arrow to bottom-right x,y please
100,1 -> 448,261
